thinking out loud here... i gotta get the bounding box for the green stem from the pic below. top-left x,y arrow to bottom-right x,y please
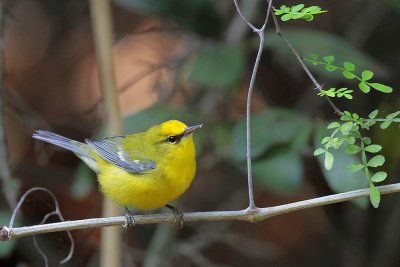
363,118 -> 400,122
281,10 -> 328,16
303,59 -> 364,83
360,138 -> 371,181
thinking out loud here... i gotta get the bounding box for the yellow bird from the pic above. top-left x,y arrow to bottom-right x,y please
33,120 -> 202,227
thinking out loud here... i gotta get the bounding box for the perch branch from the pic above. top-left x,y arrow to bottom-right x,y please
3,182 -> 400,241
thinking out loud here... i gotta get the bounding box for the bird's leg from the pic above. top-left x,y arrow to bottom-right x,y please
123,206 -> 135,228
165,204 -> 184,229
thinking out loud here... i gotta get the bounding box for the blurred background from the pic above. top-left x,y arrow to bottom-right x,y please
1,0 -> 400,266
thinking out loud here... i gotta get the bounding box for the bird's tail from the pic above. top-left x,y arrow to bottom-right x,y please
33,130 -> 99,172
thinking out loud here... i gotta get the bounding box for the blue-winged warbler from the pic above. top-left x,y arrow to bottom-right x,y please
33,120 -> 202,225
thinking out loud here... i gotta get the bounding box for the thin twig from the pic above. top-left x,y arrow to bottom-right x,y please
4,182 -> 400,241
226,0 -> 260,43
8,187 -> 74,265
270,11 -> 342,115
233,0 -> 273,211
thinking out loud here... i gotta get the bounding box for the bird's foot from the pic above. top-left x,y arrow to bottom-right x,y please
166,204 -> 184,229
123,206 -> 135,228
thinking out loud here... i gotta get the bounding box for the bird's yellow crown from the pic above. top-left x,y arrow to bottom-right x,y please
155,120 -> 187,137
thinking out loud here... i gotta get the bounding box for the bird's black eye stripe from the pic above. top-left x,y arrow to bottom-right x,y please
166,134 -> 183,144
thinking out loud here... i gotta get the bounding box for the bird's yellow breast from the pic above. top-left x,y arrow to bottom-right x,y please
96,136 -> 196,210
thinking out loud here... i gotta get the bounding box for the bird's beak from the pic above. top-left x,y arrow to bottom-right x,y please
183,124 -> 203,136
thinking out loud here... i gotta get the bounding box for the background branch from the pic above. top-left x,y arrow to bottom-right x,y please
88,0 -> 123,267
270,11 -> 343,115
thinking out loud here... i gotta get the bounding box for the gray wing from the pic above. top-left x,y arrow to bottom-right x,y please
85,136 -> 156,174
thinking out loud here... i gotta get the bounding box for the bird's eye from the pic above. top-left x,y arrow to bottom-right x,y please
167,136 -> 177,143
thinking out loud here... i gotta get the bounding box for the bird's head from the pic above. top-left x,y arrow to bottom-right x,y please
148,120 -> 202,158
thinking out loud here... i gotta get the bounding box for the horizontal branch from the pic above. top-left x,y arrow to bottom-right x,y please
2,182 -> 400,241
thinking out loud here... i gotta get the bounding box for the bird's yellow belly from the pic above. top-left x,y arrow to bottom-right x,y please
97,162 -> 195,210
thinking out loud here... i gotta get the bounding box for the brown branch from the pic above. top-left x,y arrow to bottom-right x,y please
270,11 -> 343,115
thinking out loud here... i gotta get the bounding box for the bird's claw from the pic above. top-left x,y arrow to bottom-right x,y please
123,207 -> 135,228
166,204 -> 184,229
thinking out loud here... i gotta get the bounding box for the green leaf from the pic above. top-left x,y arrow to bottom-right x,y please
361,70 -> 374,81
370,183 -> 380,208
347,136 -> 356,144
321,136 -> 330,144
326,137 -> 339,148
359,82 -> 371,93
341,115 -> 352,121
231,109 -> 306,161
292,13 -> 305,19
253,153 -> 303,194
367,119 -> 376,127
369,83 -> 393,93
314,148 -> 325,156
371,171 -> 387,182
386,111 -> 400,119
351,131 -> 362,138
346,163 -> 365,173
291,4 -> 304,12
310,53 -> 318,61
342,70 -> 356,79
345,144 -> 361,154
281,14 -> 293,21
363,137 -> 372,145
344,94 -> 353,100
380,121 -> 392,129
369,110 -> 379,119
343,62 -> 355,71
325,90 -> 335,97
340,122 -> 353,135
305,6 -> 322,13
332,140 -> 344,149
327,122 -> 340,129
189,43 -> 245,88
323,56 -> 334,64
304,14 -> 314,21
325,65 -> 337,72
364,144 -> 382,153
324,151 -> 334,170
289,119 -> 312,152
367,155 -> 385,167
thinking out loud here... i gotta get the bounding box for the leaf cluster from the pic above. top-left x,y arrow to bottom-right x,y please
274,4 -> 327,21
305,54 -> 393,94
317,88 -> 353,99
313,109 -> 400,207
